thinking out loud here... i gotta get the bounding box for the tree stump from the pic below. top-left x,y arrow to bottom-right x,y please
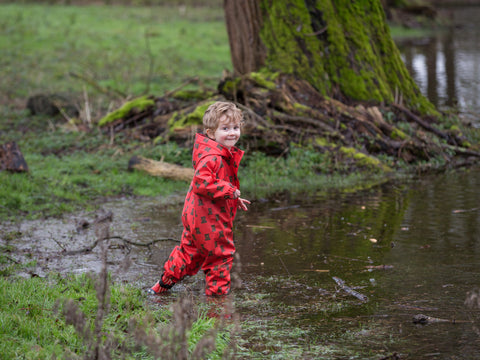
0,141 -> 29,172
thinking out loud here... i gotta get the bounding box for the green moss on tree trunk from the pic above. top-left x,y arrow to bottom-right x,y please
258,0 -> 436,115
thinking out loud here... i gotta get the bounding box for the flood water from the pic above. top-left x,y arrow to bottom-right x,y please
5,166 -> 480,358
233,167 -> 480,358
397,5 -> 480,127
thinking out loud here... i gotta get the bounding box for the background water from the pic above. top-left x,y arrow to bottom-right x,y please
397,5 -> 480,127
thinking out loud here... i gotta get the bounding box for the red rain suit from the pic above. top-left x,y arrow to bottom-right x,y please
161,133 -> 244,295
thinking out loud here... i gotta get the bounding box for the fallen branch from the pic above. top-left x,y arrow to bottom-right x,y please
365,264 -> 394,270
393,103 -> 450,141
442,144 -> 480,158
128,155 -> 194,182
412,313 -> 470,324
453,207 -> 480,213
273,112 -> 337,133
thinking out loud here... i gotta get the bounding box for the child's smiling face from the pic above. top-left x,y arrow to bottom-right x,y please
207,115 -> 241,149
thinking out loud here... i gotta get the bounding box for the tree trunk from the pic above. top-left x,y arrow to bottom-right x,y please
224,0 -> 434,114
224,0 -> 266,75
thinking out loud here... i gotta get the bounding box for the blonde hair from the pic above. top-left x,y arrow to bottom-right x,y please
203,101 -> 243,132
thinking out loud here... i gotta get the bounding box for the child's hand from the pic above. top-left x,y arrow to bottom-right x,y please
238,198 -> 250,211
233,189 -> 241,199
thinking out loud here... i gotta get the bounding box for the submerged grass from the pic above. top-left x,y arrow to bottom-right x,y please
232,274 -> 403,359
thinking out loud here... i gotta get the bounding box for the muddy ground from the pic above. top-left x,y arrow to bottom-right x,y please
1,195 -> 205,291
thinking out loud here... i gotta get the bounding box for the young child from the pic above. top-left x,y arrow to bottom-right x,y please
148,101 -> 250,296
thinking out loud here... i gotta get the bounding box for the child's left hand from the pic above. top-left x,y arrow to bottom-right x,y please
238,198 -> 250,211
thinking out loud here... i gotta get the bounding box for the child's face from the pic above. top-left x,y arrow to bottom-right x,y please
207,115 -> 241,149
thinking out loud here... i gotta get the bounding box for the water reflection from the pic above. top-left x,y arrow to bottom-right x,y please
397,6 -> 480,125
233,167 -> 480,358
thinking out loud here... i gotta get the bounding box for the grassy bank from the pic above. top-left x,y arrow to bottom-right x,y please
0,103 -> 393,221
0,273 -> 230,359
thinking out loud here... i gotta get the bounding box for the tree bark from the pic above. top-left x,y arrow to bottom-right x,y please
224,0 -> 266,75
224,0 -> 435,114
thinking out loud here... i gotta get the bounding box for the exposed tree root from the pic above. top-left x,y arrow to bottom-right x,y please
98,73 -> 479,172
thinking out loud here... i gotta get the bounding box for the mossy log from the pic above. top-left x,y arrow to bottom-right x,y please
98,96 -> 155,127
128,155 -> 193,182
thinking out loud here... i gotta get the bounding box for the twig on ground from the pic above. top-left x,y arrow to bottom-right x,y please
63,236 -> 179,256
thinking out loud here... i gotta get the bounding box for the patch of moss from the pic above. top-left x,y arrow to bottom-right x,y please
312,136 -> 329,147
390,128 -> 408,140
171,89 -> 215,101
98,96 -> 154,127
220,77 -> 242,97
260,0 -> 330,95
167,101 -> 215,131
250,71 -> 278,90
292,101 -> 311,113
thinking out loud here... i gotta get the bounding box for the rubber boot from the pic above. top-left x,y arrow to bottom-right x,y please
147,274 -> 175,295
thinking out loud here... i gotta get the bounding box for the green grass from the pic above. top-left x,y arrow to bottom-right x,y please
0,273 -> 229,359
0,110 -> 191,220
0,3 -> 229,104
